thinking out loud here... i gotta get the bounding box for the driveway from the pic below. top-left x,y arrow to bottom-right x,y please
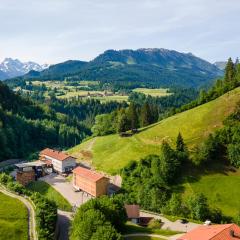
41,174 -> 92,207
140,210 -> 199,233
56,210 -> 73,240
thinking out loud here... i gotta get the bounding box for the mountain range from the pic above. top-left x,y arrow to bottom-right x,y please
5,48 -> 224,88
0,58 -> 49,80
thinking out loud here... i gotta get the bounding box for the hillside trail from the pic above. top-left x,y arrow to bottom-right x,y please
0,187 -> 37,240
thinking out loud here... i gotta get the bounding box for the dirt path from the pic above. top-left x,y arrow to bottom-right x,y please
0,187 -> 37,240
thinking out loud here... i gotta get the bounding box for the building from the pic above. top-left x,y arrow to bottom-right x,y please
178,223 -> 240,240
72,166 -> 109,197
40,148 -> 76,173
125,204 -> 140,224
15,161 -> 46,185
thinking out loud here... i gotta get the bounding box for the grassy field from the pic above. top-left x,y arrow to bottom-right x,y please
69,87 -> 240,174
0,192 -> 28,240
182,169 -> 240,218
27,180 -> 72,211
133,88 -> 171,97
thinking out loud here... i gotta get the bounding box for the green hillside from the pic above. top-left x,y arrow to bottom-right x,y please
183,170 -> 240,217
69,87 -> 240,174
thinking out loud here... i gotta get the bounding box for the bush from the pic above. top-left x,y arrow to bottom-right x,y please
148,219 -> 162,229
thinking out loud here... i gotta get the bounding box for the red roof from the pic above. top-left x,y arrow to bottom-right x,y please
73,166 -> 106,182
125,204 -> 140,219
40,148 -> 75,161
178,224 -> 240,240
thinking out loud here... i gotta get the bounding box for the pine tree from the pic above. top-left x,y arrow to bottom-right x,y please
140,102 -> 151,127
224,58 -> 236,84
176,132 -> 185,152
128,102 -> 138,131
117,111 -> 129,133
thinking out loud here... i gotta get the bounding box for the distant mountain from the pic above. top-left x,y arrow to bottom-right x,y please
25,60 -> 87,79
8,48 -> 223,88
214,61 -> 227,70
0,58 -> 49,80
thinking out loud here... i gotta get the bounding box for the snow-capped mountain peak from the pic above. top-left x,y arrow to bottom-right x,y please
0,58 -> 49,80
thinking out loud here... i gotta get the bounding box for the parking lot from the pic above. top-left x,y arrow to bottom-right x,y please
41,173 -> 92,207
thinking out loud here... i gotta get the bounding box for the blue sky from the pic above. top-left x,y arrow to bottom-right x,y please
0,0 -> 239,64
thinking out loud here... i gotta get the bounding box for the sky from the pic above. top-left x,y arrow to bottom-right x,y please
0,0 -> 240,64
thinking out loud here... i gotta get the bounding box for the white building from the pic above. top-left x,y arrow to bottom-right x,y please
40,148 -> 76,173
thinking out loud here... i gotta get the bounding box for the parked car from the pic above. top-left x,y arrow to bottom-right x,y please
181,219 -> 188,224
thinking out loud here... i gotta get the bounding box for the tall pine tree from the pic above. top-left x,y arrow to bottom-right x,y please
224,58 -> 236,84
128,103 -> 138,131
176,132 -> 186,152
140,102 -> 151,127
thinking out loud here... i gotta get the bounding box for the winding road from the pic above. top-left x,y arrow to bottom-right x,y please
0,187 -> 37,240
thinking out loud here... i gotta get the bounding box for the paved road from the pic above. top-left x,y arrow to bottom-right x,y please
0,187 -> 37,240
140,210 -> 199,233
56,210 -> 73,240
41,173 -> 92,207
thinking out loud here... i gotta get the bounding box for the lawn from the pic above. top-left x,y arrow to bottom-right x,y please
69,87 -> 240,174
26,180 -> 72,211
132,88 -> 171,97
182,169 -> 240,218
125,237 -> 165,240
0,192 -> 28,240
123,222 -> 180,236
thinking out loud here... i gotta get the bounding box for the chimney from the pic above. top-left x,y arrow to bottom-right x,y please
230,229 -> 234,237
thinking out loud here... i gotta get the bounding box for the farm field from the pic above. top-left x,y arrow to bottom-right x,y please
0,192 -> 28,240
69,87 -> 240,174
27,180 -> 72,211
132,88 -> 171,97
30,80 -> 129,102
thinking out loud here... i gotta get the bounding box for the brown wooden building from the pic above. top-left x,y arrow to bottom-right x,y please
72,166 -> 109,197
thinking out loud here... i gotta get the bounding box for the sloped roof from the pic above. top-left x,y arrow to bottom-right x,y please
178,224 -> 240,240
125,204 -> 140,219
73,166 -> 106,182
40,148 -> 75,161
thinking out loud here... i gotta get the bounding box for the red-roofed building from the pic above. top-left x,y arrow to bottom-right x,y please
40,148 -> 76,173
72,166 -> 109,197
125,204 -> 140,224
178,223 -> 240,240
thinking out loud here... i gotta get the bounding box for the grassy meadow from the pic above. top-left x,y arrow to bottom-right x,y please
27,180 -> 72,211
182,169 -> 240,217
133,88 -> 171,97
0,192 -> 28,240
69,87 -> 240,174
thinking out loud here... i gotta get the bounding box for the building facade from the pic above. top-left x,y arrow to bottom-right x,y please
40,148 -> 76,173
178,223 -> 240,240
73,166 -> 109,197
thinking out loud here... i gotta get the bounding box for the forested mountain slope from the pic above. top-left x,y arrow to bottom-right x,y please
8,48 -> 222,88
69,87 -> 240,173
